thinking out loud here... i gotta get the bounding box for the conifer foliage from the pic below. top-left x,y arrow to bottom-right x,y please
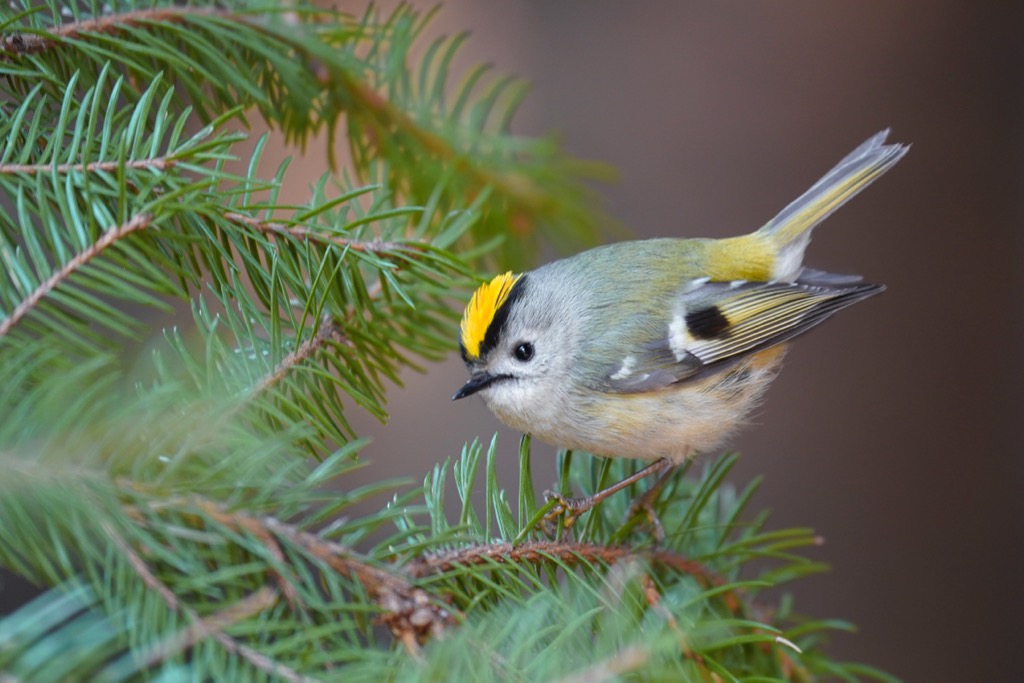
0,2 -> 898,681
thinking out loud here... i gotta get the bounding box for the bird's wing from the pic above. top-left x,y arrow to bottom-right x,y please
595,275 -> 883,394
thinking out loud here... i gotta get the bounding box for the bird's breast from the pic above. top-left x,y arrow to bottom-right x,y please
512,346 -> 788,462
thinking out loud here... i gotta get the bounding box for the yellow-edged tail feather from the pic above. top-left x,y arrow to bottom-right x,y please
701,131 -> 907,283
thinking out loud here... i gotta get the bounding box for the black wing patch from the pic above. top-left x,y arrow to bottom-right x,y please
684,305 -> 730,339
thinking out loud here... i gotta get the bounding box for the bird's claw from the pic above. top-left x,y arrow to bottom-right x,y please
541,491 -> 592,531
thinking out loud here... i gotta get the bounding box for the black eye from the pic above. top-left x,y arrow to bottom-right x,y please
513,342 -> 534,362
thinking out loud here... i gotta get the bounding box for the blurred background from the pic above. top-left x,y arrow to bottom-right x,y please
326,3 -> 1021,681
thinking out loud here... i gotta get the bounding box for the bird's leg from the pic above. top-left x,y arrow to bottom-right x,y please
544,458 -> 673,531
623,465 -> 679,542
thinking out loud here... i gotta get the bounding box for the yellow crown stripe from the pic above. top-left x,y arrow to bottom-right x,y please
460,272 -> 522,359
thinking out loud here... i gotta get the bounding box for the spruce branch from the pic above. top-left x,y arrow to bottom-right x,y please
123,490 -> 459,647
408,539 -> 741,613
105,520 -> 306,681
0,7 -> 226,58
246,314 -> 348,399
0,213 -> 152,338
0,157 -> 176,174
225,211 -> 421,256
134,586 -> 293,680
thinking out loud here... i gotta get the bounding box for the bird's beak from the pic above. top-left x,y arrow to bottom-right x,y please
452,372 -> 505,400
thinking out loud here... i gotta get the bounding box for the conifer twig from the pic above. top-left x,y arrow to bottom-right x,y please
135,587 -> 292,678
0,158 -> 176,175
103,521 -> 179,610
244,276 -> 383,400
103,522 -> 310,682
0,213 -> 152,338
127,493 -> 458,649
0,7 -> 225,58
225,212 -> 425,255
248,315 -> 347,398
409,540 -> 740,611
249,508 -> 459,648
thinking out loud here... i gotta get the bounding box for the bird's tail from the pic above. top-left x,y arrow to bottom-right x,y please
757,130 -> 908,280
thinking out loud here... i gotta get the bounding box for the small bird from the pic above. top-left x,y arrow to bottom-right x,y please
454,130 -> 906,518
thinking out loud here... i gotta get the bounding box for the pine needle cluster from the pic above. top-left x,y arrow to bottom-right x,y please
0,2 -> 898,681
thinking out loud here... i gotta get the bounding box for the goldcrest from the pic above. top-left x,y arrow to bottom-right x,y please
454,130 -> 906,463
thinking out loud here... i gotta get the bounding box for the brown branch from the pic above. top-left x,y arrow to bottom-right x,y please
0,213 -> 152,338
104,521 -> 179,610
410,539 -> 712,581
124,491 -> 457,651
0,158 -> 176,175
243,272 -> 384,398
104,522 -> 314,682
640,573 -> 679,632
408,539 -> 742,613
223,502 -> 304,612
0,8 -> 225,58
225,212 -> 424,256
220,200 -> 427,401
248,315 -> 345,398
189,499 -> 457,649
637,572 -> 717,679
136,587 -> 302,680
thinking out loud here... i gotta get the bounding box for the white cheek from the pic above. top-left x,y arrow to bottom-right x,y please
483,380 -> 534,413
479,360 -> 566,433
